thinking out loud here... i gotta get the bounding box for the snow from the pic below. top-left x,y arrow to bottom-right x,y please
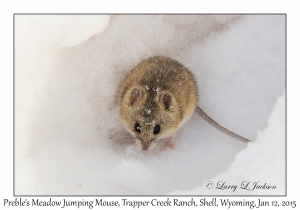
15,15 -> 285,195
171,94 -> 285,195
146,109 -> 151,115
152,87 -> 161,93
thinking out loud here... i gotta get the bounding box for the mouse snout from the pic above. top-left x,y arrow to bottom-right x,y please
141,140 -> 152,151
142,144 -> 149,151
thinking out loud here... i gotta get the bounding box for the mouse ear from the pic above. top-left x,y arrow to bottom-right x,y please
159,92 -> 172,110
130,88 -> 143,105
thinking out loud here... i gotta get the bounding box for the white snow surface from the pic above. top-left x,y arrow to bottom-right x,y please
171,94 -> 285,195
15,15 -> 285,195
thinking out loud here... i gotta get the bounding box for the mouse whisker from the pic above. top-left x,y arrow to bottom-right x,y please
153,140 -> 168,146
120,135 -> 138,144
121,140 -> 135,143
121,136 -> 133,140
134,139 -> 142,148
155,137 -> 170,143
148,141 -> 157,150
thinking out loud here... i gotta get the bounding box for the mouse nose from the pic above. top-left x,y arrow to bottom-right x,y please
142,144 -> 149,151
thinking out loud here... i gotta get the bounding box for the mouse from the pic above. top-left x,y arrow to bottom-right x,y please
118,56 -> 251,151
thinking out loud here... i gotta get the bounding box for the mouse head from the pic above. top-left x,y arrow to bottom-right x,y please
119,85 -> 181,151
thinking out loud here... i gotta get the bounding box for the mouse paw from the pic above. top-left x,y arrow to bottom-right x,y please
161,136 -> 175,151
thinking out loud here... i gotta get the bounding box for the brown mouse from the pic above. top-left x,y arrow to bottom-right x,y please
118,56 -> 250,151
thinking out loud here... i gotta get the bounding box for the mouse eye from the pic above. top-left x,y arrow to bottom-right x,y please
153,125 -> 160,134
135,123 -> 141,133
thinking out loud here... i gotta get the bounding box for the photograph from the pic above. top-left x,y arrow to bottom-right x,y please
14,14 -> 285,196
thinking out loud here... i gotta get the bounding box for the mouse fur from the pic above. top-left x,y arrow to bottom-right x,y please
119,56 -> 197,151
